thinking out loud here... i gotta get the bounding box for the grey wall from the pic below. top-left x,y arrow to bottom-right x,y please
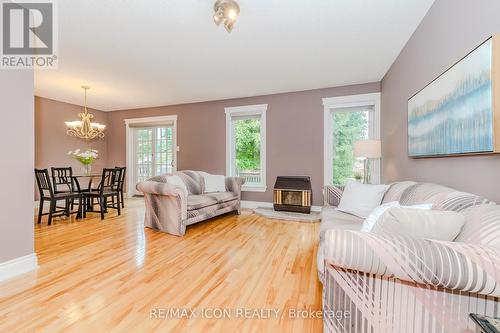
381,0 -> 500,202
0,70 -> 35,263
107,83 -> 380,205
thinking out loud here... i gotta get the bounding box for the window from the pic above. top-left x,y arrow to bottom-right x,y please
323,93 -> 380,186
225,104 -> 267,192
331,108 -> 371,185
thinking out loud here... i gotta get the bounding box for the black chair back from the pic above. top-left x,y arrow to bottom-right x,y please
99,168 -> 120,194
51,167 -> 74,193
115,166 -> 126,191
35,169 -> 54,198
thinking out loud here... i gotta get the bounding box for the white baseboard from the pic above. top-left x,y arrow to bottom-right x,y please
241,200 -> 321,212
241,200 -> 273,209
0,253 -> 39,282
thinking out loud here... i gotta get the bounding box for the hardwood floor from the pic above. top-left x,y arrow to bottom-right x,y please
0,199 -> 322,332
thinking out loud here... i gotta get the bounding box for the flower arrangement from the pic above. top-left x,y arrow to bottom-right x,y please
68,149 -> 99,175
68,148 -> 99,165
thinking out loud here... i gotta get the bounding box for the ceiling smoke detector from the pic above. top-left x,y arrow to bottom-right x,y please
213,0 -> 240,33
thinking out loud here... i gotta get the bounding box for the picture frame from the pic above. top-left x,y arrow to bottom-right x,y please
407,35 -> 500,158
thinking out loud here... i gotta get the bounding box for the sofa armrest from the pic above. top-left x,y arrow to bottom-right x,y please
136,180 -> 186,198
323,229 -> 500,296
225,177 -> 245,197
323,185 -> 344,207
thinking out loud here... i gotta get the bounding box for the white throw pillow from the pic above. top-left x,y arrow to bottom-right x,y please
372,207 -> 465,241
337,180 -> 390,218
166,175 -> 189,197
361,201 -> 400,232
199,172 -> 226,193
361,202 -> 433,232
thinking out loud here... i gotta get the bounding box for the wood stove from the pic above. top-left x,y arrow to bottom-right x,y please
273,176 -> 312,214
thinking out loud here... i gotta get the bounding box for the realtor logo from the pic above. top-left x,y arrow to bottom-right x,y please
1,0 -> 58,69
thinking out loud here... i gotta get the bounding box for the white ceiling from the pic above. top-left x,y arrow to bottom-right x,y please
35,0 -> 435,111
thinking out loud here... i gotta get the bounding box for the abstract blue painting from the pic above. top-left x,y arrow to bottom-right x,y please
408,38 -> 493,157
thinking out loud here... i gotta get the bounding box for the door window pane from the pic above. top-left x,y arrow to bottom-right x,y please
331,111 -> 369,186
136,128 -> 153,183
134,126 -> 175,186
153,127 -> 173,175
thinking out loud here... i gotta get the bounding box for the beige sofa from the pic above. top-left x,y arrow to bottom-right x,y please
319,181 -> 500,333
137,170 -> 245,236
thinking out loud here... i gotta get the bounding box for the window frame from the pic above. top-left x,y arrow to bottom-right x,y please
322,93 -> 381,186
225,104 -> 267,192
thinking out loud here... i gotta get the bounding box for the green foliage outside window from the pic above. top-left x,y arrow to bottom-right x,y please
235,119 -> 261,171
332,111 -> 368,186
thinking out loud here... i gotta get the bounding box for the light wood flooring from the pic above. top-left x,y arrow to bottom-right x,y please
0,199 -> 322,332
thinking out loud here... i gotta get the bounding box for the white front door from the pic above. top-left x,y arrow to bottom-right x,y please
132,126 -> 176,194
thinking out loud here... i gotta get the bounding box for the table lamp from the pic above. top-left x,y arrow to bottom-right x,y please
353,139 -> 381,184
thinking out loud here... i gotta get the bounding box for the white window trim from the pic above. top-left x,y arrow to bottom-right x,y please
322,93 -> 381,186
125,115 -> 178,197
225,104 -> 267,192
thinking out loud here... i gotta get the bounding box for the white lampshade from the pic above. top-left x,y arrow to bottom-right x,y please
353,140 -> 381,159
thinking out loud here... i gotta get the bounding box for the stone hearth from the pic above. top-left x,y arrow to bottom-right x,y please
253,207 -> 320,223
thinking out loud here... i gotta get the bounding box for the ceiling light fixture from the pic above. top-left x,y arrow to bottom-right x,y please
213,0 -> 240,33
65,86 -> 106,140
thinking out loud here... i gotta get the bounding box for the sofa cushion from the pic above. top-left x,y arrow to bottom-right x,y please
381,181 -> 417,203
186,200 -> 238,221
372,207 -> 465,241
320,206 -> 363,244
361,201 -> 400,232
204,192 -> 238,204
456,204 -> 500,246
199,172 -> 227,193
187,194 -> 218,210
187,192 -> 238,211
361,201 -> 433,232
324,185 -> 344,207
337,180 -> 390,218
398,183 -> 452,206
433,191 -> 492,212
176,170 -> 204,195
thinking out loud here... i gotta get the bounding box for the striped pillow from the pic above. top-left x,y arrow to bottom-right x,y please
456,204 -> 500,246
323,185 -> 344,207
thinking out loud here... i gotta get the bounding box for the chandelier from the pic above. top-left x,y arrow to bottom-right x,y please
65,86 -> 106,140
213,0 -> 240,33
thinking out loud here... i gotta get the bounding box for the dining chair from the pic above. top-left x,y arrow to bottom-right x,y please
83,168 -> 121,219
115,166 -> 126,208
51,167 -> 74,192
51,166 -> 75,212
35,169 -> 83,225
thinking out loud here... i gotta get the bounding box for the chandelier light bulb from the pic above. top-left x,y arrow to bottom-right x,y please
213,0 -> 240,32
227,9 -> 237,20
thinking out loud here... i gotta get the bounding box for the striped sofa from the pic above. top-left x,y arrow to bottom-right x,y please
320,181 -> 500,333
137,170 -> 244,236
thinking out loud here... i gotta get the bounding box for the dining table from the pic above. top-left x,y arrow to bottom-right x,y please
72,174 -> 103,211
72,174 -> 102,193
